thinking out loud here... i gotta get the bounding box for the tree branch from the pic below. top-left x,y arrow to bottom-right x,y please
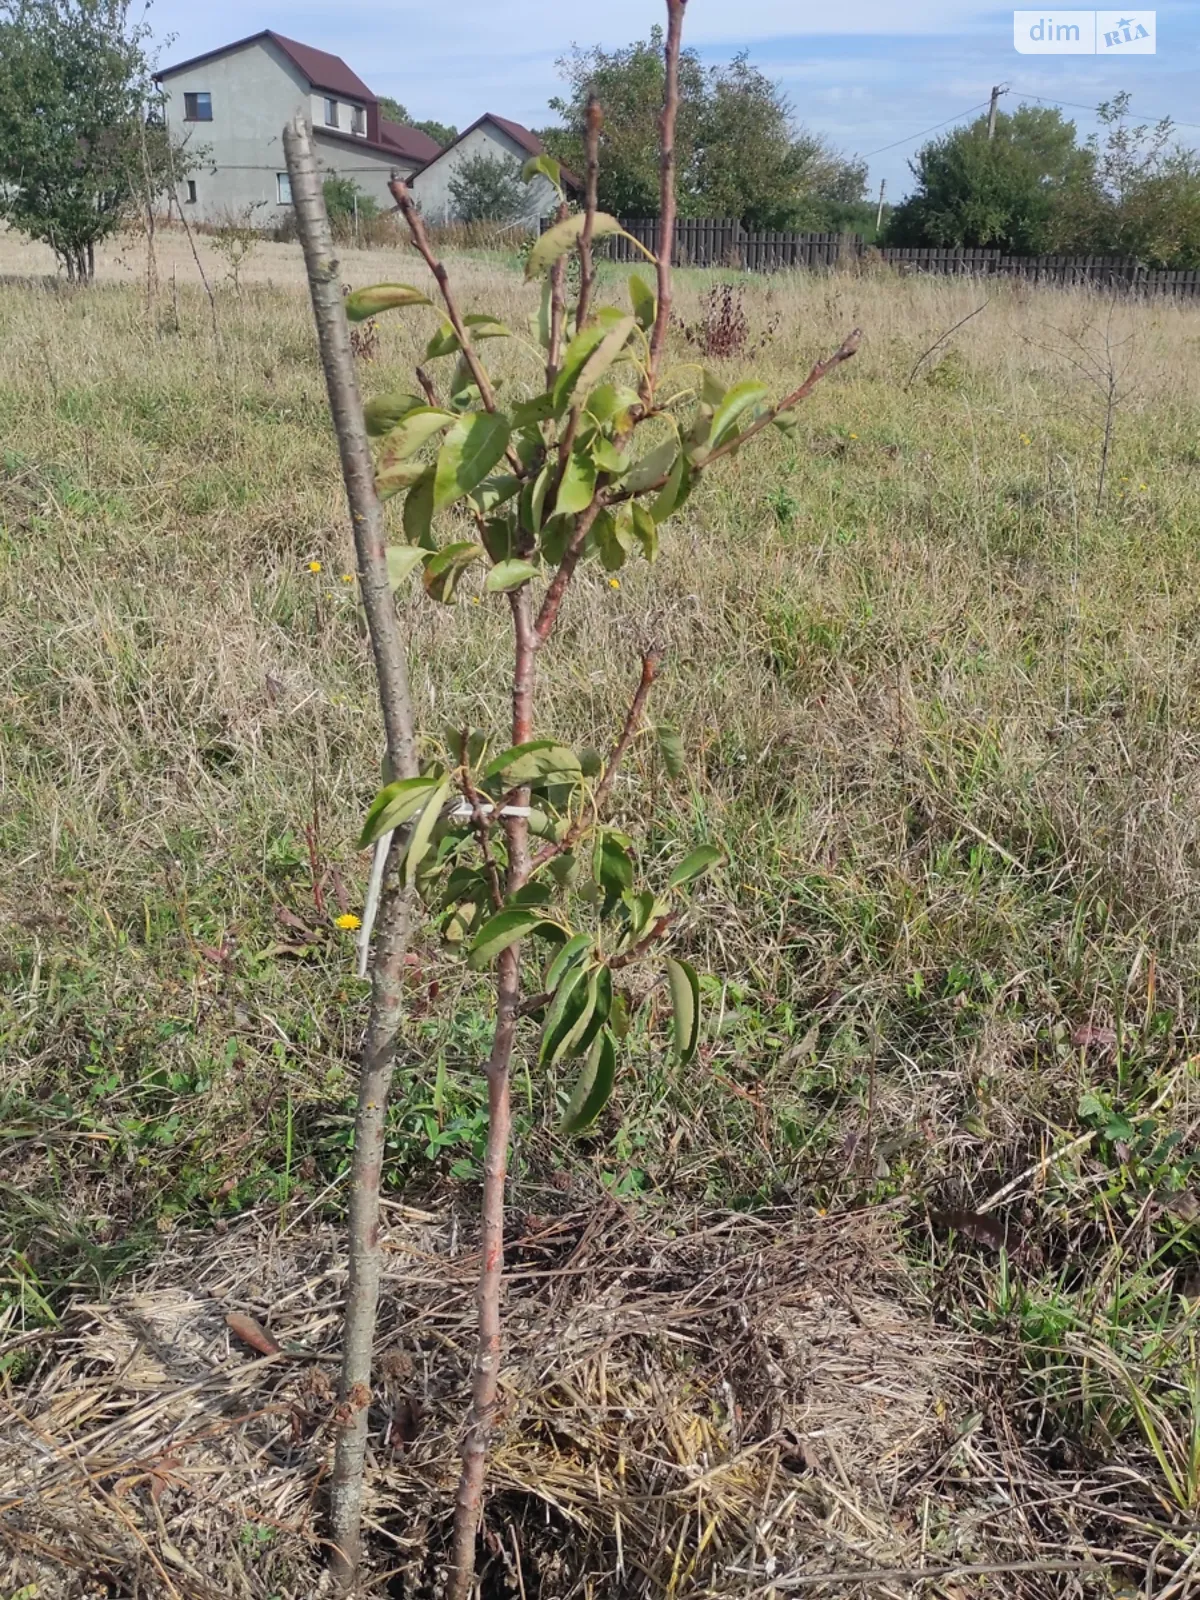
533,498 -> 607,644
388,175 -> 498,413
574,95 -> 602,334
545,198 -> 570,388
700,327 -> 862,471
530,650 -> 659,870
646,0 -> 687,394
284,115 -> 420,1593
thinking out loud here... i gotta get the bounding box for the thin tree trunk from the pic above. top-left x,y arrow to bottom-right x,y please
283,113 -> 420,1592
447,589 -> 535,1600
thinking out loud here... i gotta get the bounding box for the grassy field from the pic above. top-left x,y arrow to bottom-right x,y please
4,231 -> 1200,1594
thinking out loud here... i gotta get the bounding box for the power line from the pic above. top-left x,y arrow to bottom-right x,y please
861,100 -> 993,158
1009,86 -> 1200,131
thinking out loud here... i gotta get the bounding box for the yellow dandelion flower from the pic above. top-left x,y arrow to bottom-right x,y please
471,596 -> 481,605
1020,434 -> 1031,445
341,573 -> 354,584
1139,483 -> 1148,491
308,560 -> 322,574
335,913 -> 362,931
608,577 -> 621,590
849,432 -> 858,439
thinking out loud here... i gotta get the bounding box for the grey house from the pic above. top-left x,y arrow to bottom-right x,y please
155,31 -> 442,224
409,114 -> 581,226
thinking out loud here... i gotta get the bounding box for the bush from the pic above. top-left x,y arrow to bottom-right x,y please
446,152 -> 527,223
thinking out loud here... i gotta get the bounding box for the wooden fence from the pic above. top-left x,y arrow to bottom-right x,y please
547,215 -> 1200,298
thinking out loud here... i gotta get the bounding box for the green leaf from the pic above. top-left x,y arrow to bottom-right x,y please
486,558 -> 539,593
657,725 -> 685,778
364,391 -> 424,437
592,437 -> 627,474
425,313 -> 511,359
359,774 -> 440,849
521,463 -> 552,535
434,412 -> 511,511
403,469 -> 436,547
512,392 -> 556,427
650,451 -> 686,522
423,541 -> 485,603
666,957 -> 701,1064
586,383 -> 640,427
710,381 -> 769,449
401,775 -> 452,887
539,962 -> 592,1067
385,545 -> 430,589
470,473 -> 521,513
526,212 -> 623,279
546,931 -> 594,991
595,510 -> 630,572
572,314 -> 636,404
552,319 -> 610,413
628,272 -> 656,331
344,283 -> 431,321
621,888 -> 666,944
522,153 -> 562,188
482,740 -> 582,785
375,457 -> 431,503
630,502 -> 659,561
594,830 -> 634,914
534,278 -> 553,351
555,449 -> 597,516
702,370 -> 726,407
561,1028 -> 618,1135
468,907 -> 557,969
668,845 -> 724,889
379,406 -> 455,463
621,436 -> 677,493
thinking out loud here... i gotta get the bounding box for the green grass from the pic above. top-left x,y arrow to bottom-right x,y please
3,255 -> 1200,1512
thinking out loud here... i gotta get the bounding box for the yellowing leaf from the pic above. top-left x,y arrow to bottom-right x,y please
423,541 -> 485,603
344,283 -> 431,321
526,213 -> 624,281
386,545 -> 431,589
379,406 -> 455,464
364,391 -> 424,437
666,957 -> 701,1064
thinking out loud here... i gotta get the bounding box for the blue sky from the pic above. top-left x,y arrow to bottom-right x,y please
149,1 -> 1200,197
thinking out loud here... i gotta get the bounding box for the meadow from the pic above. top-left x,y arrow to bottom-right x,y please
4,229 -> 1200,1596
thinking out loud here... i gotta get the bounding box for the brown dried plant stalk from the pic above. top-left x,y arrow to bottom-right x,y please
285,2 -> 859,1589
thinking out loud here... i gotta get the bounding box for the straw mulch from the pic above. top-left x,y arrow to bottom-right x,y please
0,1202 -> 1145,1598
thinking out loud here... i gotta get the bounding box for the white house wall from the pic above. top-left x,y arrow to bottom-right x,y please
410,123 -> 558,226
312,135 -> 416,211
160,39 -> 416,224
160,37 -> 313,223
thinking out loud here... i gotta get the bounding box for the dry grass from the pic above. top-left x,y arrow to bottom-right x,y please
4,230 -> 1200,1594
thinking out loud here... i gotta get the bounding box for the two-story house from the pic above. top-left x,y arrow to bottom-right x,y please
155,31 -> 442,224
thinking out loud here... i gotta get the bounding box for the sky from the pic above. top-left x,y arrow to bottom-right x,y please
149,1 -> 1200,198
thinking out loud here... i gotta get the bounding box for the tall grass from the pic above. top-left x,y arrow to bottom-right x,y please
2,247 -> 1200,1502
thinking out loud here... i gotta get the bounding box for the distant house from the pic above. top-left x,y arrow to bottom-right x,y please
409,114 -> 581,226
155,31 -> 442,224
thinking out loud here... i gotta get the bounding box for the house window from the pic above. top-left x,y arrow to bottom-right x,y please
183,91 -> 212,121
277,172 -> 293,204
351,104 -> 366,135
186,179 -> 197,204
324,97 -> 338,127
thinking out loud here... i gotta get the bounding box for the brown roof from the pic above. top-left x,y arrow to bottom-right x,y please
415,113 -> 581,190
380,118 -> 443,164
156,30 -> 374,103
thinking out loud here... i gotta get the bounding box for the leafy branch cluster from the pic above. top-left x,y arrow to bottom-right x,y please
284,16 -> 859,1588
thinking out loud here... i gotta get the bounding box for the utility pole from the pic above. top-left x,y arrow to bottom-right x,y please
875,177 -> 886,235
987,83 -> 1008,140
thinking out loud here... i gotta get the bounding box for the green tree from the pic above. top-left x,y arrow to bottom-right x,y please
0,0 -> 192,281
696,52 -> 865,228
1074,95 -> 1200,267
886,104 -> 1095,254
446,151 -> 526,223
376,94 -> 456,150
545,30 -> 863,227
323,174 -> 379,225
